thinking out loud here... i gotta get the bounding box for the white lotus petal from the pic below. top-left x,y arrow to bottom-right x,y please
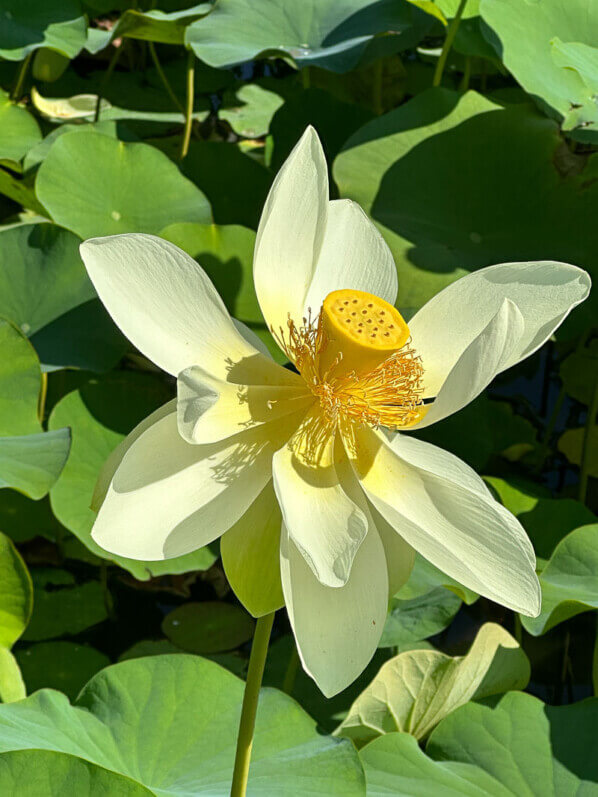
348,425 -> 540,616
80,233 -> 263,378
272,409 -> 368,587
254,126 -> 328,337
368,501 -> 415,596
281,521 -> 388,697
91,408 -> 303,561
303,199 -> 398,316
177,365 -> 313,445
91,399 -> 176,512
412,298 -> 524,429
409,261 -> 591,398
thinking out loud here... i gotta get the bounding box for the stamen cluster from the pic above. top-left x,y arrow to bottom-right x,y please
273,312 -> 424,430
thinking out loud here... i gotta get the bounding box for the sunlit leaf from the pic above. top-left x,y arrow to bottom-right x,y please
0,532 -> 32,649
480,0 -> 598,141
0,223 -> 126,371
36,132 -> 211,239
336,623 -> 529,746
361,692 -> 598,795
334,89 -> 598,322
0,0 -> 87,61
0,90 -> 41,165
522,524 -> 598,635
186,0 -> 432,72
0,655 -> 365,794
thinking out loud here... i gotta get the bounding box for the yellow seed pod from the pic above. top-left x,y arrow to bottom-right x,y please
319,289 -> 410,379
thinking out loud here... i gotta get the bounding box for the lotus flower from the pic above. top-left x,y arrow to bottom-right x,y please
81,127 -> 590,696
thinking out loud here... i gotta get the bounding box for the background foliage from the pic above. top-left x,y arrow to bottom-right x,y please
0,0 -> 597,793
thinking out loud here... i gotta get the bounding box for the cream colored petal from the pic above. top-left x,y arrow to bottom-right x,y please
338,437 -> 415,597
281,521 -> 388,697
368,502 -> 416,597
349,425 -> 540,616
409,261 -> 591,398
221,481 -> 284,618
177,365 -> 313,445
80,234 -> 262,378
91,399 -> 176,512
253,126 -> 328,337
303,199 -> 398,316
412,299 -> 524,429
91,409 -> 303,561
272,409 -> 368,587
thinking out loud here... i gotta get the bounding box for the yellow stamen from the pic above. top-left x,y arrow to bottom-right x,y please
272,290 -> 423,430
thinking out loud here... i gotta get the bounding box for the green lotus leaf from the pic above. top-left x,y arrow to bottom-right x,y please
160,222 -> 260,320
268,87 -> 373,172
486,477 -> 597,562
0,321 -> 70,498
0,532 -> 32,649
0,750 -> 152,795
220,82 -> 287,139
522,524 -> 598,635
165,141 -> 271,229
416,394 -> 537,472
0,654 -> 365,795
380,587 -> 462,648
0,90 -> 41,165
0,223 -> 127,371
185,0 -> 432,72
86,4 -> 211,51
336,622 -> 529,746
0,648 -> 25,704
560,339 -> 598,405
334,89 -> 598,321
15,641 -> 110,701
48,373 -> 218,581
480,0 -> 598,141
361,692 -> 598,795
23,568 -> 107,641
558,426 -> 598,478
162,602 -> 255,654
0,0 -> 87,61
36,132 -> 211,239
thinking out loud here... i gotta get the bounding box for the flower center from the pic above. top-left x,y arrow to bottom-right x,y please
273,289 -> 423,430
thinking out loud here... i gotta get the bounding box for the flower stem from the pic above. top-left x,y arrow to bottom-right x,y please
11,53 -> 32,101
230,612 -> 275,797
180,49 -> 195,160
579,371 -> 598,504
95,42 -> 123,122
282,643 -> 300,695
432,0 -> 468,88
148,42 -> 185,115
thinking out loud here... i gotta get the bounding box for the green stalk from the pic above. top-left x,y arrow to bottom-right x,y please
148,42 -> 185,115
459,56 -> 471,91
432,0 -> 468,88
579,372 -> 598,504
282,644 -> 300,695
11,53 -> 32,101
230,612 -> 275,797
180,50 -> 195,160
95,42 -> 123,122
